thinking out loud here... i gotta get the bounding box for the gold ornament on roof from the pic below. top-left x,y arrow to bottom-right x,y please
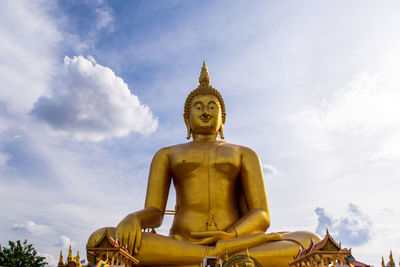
58,250 -> 64,266
67,245 -> 72,261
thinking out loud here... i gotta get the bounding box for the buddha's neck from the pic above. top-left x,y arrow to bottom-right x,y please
192,133 -> 218,141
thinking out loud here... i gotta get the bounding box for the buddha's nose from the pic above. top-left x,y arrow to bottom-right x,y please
201,112 -> 211,118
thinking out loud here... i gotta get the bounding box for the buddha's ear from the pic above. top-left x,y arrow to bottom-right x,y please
184,117 -> 191,140
219,124 -> 224,140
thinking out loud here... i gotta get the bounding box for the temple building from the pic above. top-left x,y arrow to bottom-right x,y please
86,229 -> 139,266
289,230 -> 352,267
58,245 -> 83,267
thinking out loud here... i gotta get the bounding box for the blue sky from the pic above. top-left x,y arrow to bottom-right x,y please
1,1 -> 400,266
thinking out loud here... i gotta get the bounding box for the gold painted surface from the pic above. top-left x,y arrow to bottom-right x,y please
87,62 -> 320,266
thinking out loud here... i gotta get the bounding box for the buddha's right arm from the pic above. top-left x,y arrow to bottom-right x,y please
116,148 -> 172,253
144,147 -> 172,223
125,146 -> 172,228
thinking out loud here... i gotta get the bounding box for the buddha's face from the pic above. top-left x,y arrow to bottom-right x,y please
188,94 -> 223,137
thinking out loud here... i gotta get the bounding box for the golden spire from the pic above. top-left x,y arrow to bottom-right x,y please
67,245 -> 72,261
58,250 -> 64,264
76,251 -> 81,267
389,250 -> 395,265
381,256 -> 385,267
199,60 -> 210,85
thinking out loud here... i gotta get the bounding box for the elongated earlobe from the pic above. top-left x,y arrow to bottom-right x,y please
184,118 -> 191,140
219,124 -> 224,139
186,126 -> 192,140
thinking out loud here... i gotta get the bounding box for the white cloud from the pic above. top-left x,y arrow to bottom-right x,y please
31,56 -> 158,141
290,62 -> 400,162
0,153 -> 10,172
262,164 -> 279,176
40,253 -> 57,267
0,116 -> 8,133
315,204 -> 373,246
0,0 -> 61,112
95,6 -> 113,31
12,220 -> 52,236
284,51 -> 400,266
54,235 -> 76,249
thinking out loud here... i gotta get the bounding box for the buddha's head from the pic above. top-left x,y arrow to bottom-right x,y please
184,61 -> 226,140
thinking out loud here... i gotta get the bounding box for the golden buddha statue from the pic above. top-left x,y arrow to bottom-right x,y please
87,62 -> 320,266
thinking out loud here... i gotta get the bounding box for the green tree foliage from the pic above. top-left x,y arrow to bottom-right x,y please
0,240 -> 47,267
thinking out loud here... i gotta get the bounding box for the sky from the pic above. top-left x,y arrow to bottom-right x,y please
1,0 -> 400,266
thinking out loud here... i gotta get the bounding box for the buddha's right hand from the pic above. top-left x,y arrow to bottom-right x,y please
116,213 -> 142,255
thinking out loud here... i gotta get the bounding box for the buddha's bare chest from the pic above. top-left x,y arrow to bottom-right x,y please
169,143 -> 241,179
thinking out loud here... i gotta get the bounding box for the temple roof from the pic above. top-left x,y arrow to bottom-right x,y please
350,259 -> 371,267
57,246 -> 82,267
293,229 -> 351,262
86,229 -> 139,265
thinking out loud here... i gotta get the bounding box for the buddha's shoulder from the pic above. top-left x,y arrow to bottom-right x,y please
217,142 -> 257,154
154,142 -> 259,156
154,142 -> 195,156
232,144 -> 260,156
152,143 -> 187,155
156,142 -> 191,150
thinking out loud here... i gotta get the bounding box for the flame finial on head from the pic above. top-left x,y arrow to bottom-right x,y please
199,60 -> 210,85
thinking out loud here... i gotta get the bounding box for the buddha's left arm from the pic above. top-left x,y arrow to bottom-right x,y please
227,147 -> 270,237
